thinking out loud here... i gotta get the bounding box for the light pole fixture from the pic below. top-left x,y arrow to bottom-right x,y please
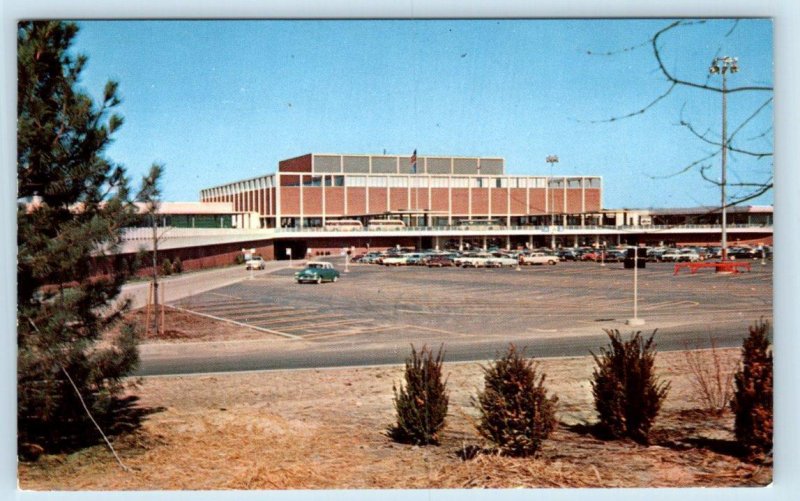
709,56 -> 738,261
546,155 -> 559,248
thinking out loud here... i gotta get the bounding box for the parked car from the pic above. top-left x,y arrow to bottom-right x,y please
382,254 -> 410,266
405,253 -> 426,265
487,253 -> 519,268
678,249 -> 702,262
519,252 -> 559,265
603,250 -> 627,262
426,255 -> 456,267
659,249 -> 683,262
455,252 -> 492,268
581,250 -> 603,262
294,261 -> 340,283
245,256 -> 266,270
557,249 -> 579,261
728,248 -> 756,260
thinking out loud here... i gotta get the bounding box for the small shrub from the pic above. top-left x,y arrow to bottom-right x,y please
234,254 -> 245,265
684,336 -> 737,415
161,258 -> 173,276
172,256 -> 183,274
389,344 -> 449,445
731,320 -> 773,460
473,345 -> 558,457
591,330 -> 670,444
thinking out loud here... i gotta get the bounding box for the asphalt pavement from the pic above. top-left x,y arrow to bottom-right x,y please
136,257 -> 772,376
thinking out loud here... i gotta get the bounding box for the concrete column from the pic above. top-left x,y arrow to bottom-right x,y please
483,236 -> 487,250
506,179 -> 511,227
448,179 -> 452,225
459,236 -> 463,251
299,176 -> 304,229
322,174 -> 326,226
506,235 -> 511,250
275,173 -> 281,228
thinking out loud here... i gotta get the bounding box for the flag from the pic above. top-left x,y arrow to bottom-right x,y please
410,149 -> 417,174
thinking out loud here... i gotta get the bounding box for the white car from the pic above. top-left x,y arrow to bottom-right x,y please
519,252 -> 559,265
245,256 -> 266,270
455,253 -> 491,268
486,253 -> 519,268
382,254 -> 410,266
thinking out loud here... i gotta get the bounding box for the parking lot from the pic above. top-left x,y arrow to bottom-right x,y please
169,257 -> 772,352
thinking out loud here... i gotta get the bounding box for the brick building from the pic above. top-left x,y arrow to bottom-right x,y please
200,153 -> 603,229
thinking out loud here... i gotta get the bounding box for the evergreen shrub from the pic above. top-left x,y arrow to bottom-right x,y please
474,345 -> 558,456
591,330 -> 670,444
389,345 -> 449,445
161,258 -> 173,276
731,320 -> 773,459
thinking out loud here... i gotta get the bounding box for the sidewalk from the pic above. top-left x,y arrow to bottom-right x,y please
120,260 -> 303,310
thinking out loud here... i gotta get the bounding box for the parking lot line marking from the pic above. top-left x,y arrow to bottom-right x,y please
400,324 -> 470,337
167,304 -> 301,340
219,308 -> 302,320
207,291 -> 247,300
640,300 -> 700,310
193,304 -> 287,314
302,325 -> 402,340
251,313 -> 342,327
198,304 -> 296,314
173,297 -> 256,306
173,300 -> 265,310
274,318 -> 369,332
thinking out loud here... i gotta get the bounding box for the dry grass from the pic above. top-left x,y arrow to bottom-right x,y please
18,348 -> 771,490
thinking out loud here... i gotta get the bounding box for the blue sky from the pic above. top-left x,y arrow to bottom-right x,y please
71,19 -> 773,209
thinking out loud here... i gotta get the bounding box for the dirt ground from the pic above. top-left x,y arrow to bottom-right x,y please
18,340 -> 771,490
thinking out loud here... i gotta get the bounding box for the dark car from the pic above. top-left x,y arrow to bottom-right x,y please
557,249 -> 579,261
604,250 -> 627,262
426,255 -> 455,267
728,249 -> 756,260
294,261 -> 340,283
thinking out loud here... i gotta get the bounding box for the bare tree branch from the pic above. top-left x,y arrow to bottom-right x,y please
649,150 -> 719,180
652,21 -> 773,94
679,118 -> 773,158
582,83 -> 677,124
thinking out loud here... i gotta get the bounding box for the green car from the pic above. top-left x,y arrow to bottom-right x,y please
294,261 -> 340,284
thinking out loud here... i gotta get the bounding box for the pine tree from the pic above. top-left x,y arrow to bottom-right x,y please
17,21 -> 156,453
731,320 -> 773,459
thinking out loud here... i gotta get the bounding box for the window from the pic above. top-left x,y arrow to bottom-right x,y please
347,176 -> 366,187
368,176 -> 387,187
451,177 -> 469,188
568,178 -> 582,188
389,176 -> 408,188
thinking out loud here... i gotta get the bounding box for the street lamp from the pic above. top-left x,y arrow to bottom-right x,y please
709,56 -> 738,261
546,155 -> 559,249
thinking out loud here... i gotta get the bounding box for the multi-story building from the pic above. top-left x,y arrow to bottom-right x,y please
200,153 -> 603,229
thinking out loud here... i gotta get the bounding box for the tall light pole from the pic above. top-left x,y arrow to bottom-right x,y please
546,155 -> 559,249
709,56 -> 738,261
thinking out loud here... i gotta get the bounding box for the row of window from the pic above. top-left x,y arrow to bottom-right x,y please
340,176 -> 600,189
207,175 -> 601,194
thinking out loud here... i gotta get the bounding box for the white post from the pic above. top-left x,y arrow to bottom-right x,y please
627,247 -> 645,326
